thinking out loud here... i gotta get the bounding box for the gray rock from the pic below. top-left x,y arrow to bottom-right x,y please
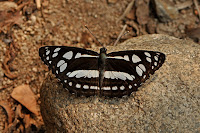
153,0 -> 179,22
40,34 -> 200,132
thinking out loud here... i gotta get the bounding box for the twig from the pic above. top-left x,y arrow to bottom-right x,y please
113,24 -> 127,46
175,1 -> 193,10
2,44 -> 18,79
36,0 -> 41,9
16,1 -> 31,11
117,0 -> 135,23
0,101 -> 14,124
193,0 -> 200,20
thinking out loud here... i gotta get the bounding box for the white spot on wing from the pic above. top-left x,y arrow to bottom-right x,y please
122,72 -> 133,80
89,70 -> 99,78
110,71 -> 133,81
68,70 -> 80,77
138,64 -> 146,72
66,72 -> 71,76
146,57 -> 151,62
154,62 -> 157,66
46,50 -> 50,55
104,71 -> 110,79
76,84 -> 81,88
131,75 -> 135,79
104,71 -> 115,79
68,70 -> 99,78
90,86 -> 95,89
85,70 -> 97,78
136,66 -> 143,76
60,63 -> 67,72
132,54 -> 141,63
154,56 -> 158,61
124,55 -> 129,61
85,71 -> 92,78
64,80 -> 67,83
69,82 -> 72,86
57,60 -> 65,67
46,56 -> 49,60
54,48 -> 61,52
129,85 -> 132,89
81,55 -> 98,58
49,61 -> 52,64
113,71 -> 126,80
63,51 -> 73,60
107,56 -> 129,62
76,70 -> 87,78
120,86 -> 125,90
52,52 -> 58,58
102,87 -> 110,90
113,56 -> 124,60
112,86 -> 118,90
75,53 -> 81,59
144,52 -> 151,57
83,85 -> 89,89
90,86 -> 98,90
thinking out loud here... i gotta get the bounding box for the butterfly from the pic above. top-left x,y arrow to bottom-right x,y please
39,46 -> 165,97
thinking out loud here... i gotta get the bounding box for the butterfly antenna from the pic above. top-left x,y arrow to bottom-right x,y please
113,24 -> 129,46
85,25 -> 104,47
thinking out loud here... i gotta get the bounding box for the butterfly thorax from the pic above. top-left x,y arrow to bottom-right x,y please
98,47 -> 107,90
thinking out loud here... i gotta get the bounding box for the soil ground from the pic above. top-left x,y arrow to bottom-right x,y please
0,0 -> 199,132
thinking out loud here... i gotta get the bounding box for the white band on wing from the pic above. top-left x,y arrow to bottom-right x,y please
66,70 -> 135,81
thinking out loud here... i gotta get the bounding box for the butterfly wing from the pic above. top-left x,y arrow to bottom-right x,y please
100,50 -> 165,97
39,46 -> 100,96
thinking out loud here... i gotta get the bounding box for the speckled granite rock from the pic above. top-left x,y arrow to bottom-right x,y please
40,34 -> 200,132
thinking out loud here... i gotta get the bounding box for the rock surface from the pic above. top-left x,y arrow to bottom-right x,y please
40,34 -> 200,132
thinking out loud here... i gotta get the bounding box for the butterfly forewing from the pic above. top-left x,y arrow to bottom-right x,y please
107,50 -> 165,73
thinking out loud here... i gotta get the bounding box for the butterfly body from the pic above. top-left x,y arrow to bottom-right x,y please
39,46 -> 165,97
98,47 -> 107,92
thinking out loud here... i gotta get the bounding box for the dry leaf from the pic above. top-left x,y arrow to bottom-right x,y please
11,84 -> 39,115
0,10 -> 23,32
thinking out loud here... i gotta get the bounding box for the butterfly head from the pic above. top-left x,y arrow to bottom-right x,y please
100,47 -> 107,54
